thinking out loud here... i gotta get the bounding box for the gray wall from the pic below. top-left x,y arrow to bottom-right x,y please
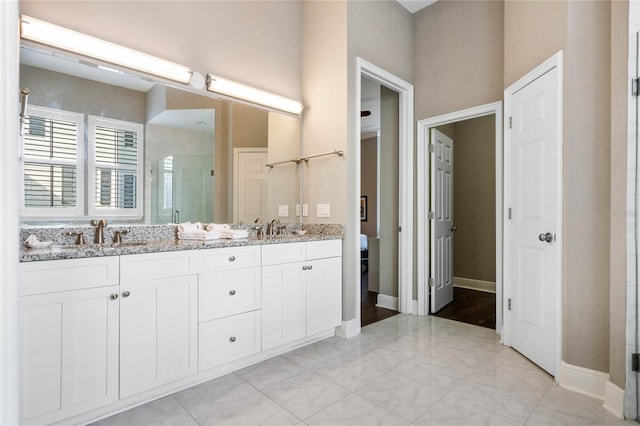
609,0 -> 629,389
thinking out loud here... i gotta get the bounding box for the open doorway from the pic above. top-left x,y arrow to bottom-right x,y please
360,76 -> 400,327
417,101 -> 503,333
429,115 -> 497,329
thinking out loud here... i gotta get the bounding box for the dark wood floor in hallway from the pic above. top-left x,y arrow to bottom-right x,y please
431,287 -> 496,329
360,265 -> 399,327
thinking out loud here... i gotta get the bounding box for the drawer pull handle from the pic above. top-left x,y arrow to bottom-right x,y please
229,289 -> 236,296
229,256 -> 236,262
229,336 -> 236,342
110,293 -> 119,300
122,291 -> 131,298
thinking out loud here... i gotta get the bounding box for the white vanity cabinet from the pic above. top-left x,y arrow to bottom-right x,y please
262,240 -> 342,350
119,253 -> 198,398
19,258 -> 120,426
195,246 -> 262,372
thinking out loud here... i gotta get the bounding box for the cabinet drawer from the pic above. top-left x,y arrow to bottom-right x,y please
120,251 -> 192,283
306,239 -> 342,260
261,242 -> 305,266
192,246 -> 260,273
199,268 -> 261,321
20,257 -> 119,296
199,311 -> 261,371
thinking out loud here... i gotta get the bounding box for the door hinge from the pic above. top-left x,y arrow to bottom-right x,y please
428,211 -> 435,220
633,353 -> 640,372
508,117 -> 512,129
428,144 -> 435,153
508,207 -> 512,220
398,226 -> 402,232
428,278 -> 435,288
508,298 -> 512,311
211,170 -> 215,176
633,78 -> 640,97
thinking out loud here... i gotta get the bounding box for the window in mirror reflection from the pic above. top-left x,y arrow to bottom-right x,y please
21,106 -> 84,218
88,116 -> 143,217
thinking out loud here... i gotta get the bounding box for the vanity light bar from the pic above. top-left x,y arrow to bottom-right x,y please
20,15 -> 193,85
206,74 -> 304,115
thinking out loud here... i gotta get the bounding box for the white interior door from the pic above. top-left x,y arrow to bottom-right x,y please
234,148 -> 268,223
430,129 -> 454,313
507,64 -> 561,375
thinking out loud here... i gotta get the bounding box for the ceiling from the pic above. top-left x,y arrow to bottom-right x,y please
396,0 -> 438,14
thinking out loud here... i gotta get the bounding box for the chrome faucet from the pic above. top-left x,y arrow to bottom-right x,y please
266,218 -> 281,237
90,219 -> 108,244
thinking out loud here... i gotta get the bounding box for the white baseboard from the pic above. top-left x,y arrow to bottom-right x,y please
376,294 -> 399,311
557,361 -> 608,400
603,381 -> 625,419
453,277 -> 496,293
336,318 -> 361,339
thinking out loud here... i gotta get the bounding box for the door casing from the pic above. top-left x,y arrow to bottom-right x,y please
416,101 -> 503,333
342,58 -> 414,338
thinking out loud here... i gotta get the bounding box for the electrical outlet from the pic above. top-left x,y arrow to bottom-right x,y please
302,204 -> 308,217
296,204 -> 300,216
278,205 -> 289,217
316,203 -> 330,218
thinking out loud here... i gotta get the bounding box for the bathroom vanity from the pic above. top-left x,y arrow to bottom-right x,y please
18,233 -> 342,425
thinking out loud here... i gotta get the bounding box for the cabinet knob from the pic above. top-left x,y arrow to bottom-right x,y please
229,336 -> 236,342
110,293 -> 119,300
122,291 -> 131,298
302,266 -> 308,271
229,256 -> 236,262
308,265 -> 313,270
229,289 -> 236,296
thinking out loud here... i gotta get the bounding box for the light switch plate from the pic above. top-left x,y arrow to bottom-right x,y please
278,205 -> 289,217
302,204 -> 308,217
296,204 -> 300,216
316,203 -> 330,218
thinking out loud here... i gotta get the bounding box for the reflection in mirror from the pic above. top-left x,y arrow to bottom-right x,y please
19,45 -> 301,224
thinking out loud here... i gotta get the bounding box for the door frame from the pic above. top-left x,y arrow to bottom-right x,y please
232,147 -> 268,223
503,52 -> 563,373
0,1 -> 20,424
347,58 -> 413,337
416,101 -> 503,333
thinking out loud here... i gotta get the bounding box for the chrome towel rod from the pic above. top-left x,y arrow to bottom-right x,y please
266,149 -> 344,169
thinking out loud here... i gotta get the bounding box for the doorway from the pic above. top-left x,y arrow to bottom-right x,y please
344,58 -> 413,338
429,115 -> 498,329
359,77 -> 401,327
417,101 -> 503,333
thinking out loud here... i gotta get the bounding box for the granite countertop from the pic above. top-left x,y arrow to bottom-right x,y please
20,232 -> 343,262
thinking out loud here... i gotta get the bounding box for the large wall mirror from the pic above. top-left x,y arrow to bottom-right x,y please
19,44 -> 301,225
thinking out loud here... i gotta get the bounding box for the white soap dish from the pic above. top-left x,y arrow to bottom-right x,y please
25,240 -> 52,249
294,230 -> 307,236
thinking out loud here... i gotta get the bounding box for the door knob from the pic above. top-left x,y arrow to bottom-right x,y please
451,226 -> 457,232
538,232 -> 553,243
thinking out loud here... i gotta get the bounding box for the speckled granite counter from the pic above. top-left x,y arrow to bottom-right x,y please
20,224 -> 344,262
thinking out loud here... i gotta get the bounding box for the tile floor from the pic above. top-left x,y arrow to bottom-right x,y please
94,315 -> 634,426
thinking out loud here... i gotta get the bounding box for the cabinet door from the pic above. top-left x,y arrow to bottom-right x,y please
120,275 -> 197,398
261,262 -> 306,350
306,257 -> 342,336
20,286 -> 119,425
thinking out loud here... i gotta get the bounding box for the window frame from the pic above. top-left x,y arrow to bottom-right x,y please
87,116 -> 144,219
19,105 -> 85,219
